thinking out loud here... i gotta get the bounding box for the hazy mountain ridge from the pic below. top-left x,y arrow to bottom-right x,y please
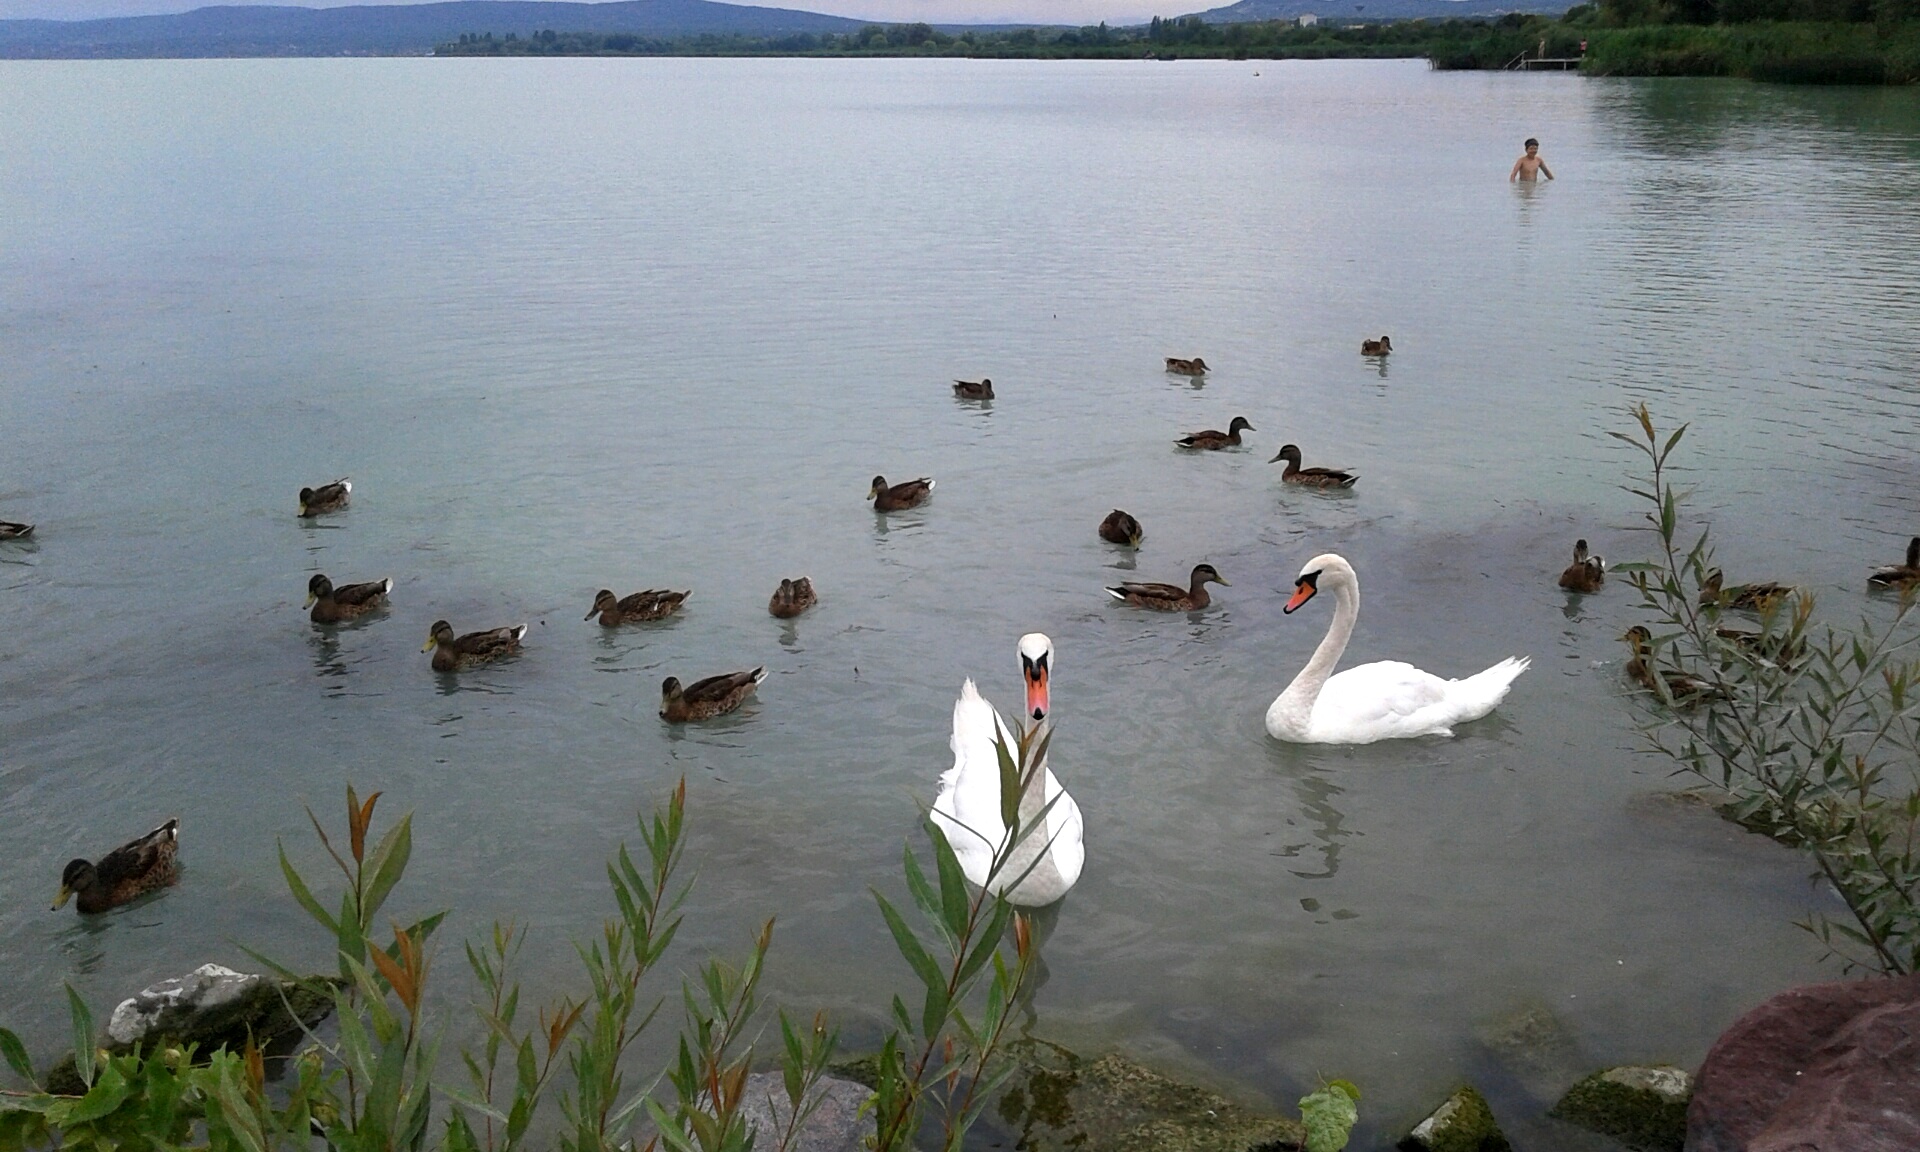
1187,0 -> 1572,19
0,0 -> 869,57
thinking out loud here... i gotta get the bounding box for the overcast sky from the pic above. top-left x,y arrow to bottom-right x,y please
0,0 -> 1175,25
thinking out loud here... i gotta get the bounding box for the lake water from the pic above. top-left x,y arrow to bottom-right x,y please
3,57 -> 1919,1147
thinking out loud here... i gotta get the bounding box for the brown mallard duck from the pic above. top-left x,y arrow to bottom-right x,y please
1870,537 -> 1920,590
1360,336 -> 1393,356
660,667 -> 767,722
1622,626 -> 1719,702
306,574 -> 392,624
1099,509 -> 1144,548
586,588 -> 689,626
1700,569 -> 1792,612
1164,357 -> 1209,377
1715,627 -> 1806,666
952,378 -> 994,400
1106,563 -> 1228,612
869,475 -> 934,512
1176,417 -> 1254,450
0,520 -> 34,540
1268,444 -> 1357,488
297,477 -> 351,518
423,620 -> 526,671
1558,539 -> 1605,593
53,819 -> 180,914
768,577 -> 817,619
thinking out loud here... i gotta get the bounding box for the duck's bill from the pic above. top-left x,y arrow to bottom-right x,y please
1214,576 -> 1232,586
51,885 -> 73,910
304,593 -> 318,608
1284,583 -> 1316,613
421,636 -> 437,652
583,607 -> 599,620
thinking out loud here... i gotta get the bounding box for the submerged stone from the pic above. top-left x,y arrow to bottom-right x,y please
996,1041 -> 1304,1152
1397,1085 -> 1509,1152
1550,1065 -> 1689,1151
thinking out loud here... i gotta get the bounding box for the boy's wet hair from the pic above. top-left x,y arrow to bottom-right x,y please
1525,137 -> 1539,148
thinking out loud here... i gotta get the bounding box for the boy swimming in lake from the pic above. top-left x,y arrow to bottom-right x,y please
1510,138 -> 1554,182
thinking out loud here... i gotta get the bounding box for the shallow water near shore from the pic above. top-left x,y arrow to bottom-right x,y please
4,57 -> 1920,1146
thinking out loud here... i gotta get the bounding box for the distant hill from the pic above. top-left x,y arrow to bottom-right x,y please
1186,0 -> 1574,20
0,1 -> 870,57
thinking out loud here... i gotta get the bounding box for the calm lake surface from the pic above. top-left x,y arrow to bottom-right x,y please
4,57 -> 1920,1146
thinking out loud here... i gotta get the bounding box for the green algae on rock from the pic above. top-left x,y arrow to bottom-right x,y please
1397,1085 -> 1510,1152
1550,1066 -> 1690,1152
992,1040 -> 1306,1152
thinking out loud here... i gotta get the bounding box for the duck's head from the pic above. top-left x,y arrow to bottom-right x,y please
52,860 -> 94,910
296,488 -> 316,516
422,620 -> 454,651
1622,625 -> 1653,652
1228,417 -> 1254,434
1192,358 -> 1209,371
660,677 -> 683,708
1193,563 -> 1230,589
1268,444 -> 1303,466
1018,632 -> 1054,722
867,476 -> 888,501
586,590 -> 617,620
306,574 -> 333,607
1907,537 -> 1919,568
1284,554 -> 1353,613
1378,336 -> 1392,351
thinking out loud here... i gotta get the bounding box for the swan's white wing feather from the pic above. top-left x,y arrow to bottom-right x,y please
933,679 -> 1013,886
1315,661 -> 1449,725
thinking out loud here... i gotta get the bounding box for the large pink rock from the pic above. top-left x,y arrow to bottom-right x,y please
1687,972 -> 1920,1152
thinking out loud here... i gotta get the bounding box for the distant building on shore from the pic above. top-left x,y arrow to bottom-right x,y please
1297,13 -> 1319,25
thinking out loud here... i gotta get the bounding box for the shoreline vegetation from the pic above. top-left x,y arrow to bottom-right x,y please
434,9 -> 1920,85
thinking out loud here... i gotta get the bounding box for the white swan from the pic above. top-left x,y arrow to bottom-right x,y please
932,633 -> 1084,907
1266,554 -> 1529,744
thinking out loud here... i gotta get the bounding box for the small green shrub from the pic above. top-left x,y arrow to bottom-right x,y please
1617,406 -> 1920,975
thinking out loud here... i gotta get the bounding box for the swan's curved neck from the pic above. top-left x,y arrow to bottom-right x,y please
1278,578 -> 1358,719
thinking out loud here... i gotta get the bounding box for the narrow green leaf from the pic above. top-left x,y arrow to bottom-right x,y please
873,891 -> 943,992
61,1059 -> 128,1125
0,1028 -> 37,1089
63,985 -> 94,1091
929,822 -> 972,942
278,842 -> 339,934
362,814 -> 414,922
995,731 -> 1020,831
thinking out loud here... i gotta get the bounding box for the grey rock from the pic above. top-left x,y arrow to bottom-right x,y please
1550,1065 -> 1689,1151
1398,1084 -> 1510,1152
734,1071 -> 870,1152
45,964 -> 335,1095
107,964 -> 262,1046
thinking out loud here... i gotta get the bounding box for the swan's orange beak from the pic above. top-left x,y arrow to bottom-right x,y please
1284,581 -> 1317,614
1025,662 -> 1050,723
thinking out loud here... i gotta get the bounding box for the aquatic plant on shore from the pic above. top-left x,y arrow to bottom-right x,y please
0,721 -> 1075,1150
1616,405 -> 1920,975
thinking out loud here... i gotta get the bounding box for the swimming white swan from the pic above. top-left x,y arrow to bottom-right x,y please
932,633 -> 1084,907
1266,554 -> 1529,744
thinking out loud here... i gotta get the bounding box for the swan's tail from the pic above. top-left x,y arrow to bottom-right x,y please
1453,656 -> 1529,718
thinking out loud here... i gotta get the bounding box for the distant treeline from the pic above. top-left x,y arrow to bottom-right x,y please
436,5 -> 1920,84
